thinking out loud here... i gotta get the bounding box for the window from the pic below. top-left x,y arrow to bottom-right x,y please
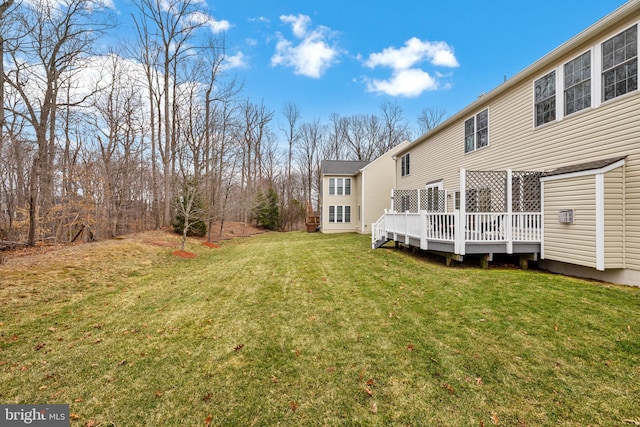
535,71 -> 556,126
602,24 -> 638,102
328,178 -> 350,196
328,205 -> 351,223
464,109 -> 489,153
401,153 -> 410,176
565,51 -> 591,115
454,191 -> 461,210
425,181 -> 445,212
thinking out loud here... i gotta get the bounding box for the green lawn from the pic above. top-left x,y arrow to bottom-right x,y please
1,231 -> 639,426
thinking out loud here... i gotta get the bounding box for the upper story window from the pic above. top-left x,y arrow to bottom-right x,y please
328,178 -> 351,196
564,51 -> 591,115
602,24 -> 638,102
401,153 -> 410,176
535,71 -> 556,126
464,109 -> 489,153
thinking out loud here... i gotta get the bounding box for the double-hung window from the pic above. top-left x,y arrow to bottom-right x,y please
535,71 -> 556,126
328,205 -> 351,223
464,109 -> 489,153
602,24 -> 638,102
328,178 -> 351,195
564,51 -> 591,115
401,153 -> 410,176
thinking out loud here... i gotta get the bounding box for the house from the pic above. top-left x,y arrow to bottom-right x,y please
372,0 -> 640,286
321,141 -> 409,234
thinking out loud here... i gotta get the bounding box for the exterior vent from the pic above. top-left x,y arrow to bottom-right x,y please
558,209 -> 574,224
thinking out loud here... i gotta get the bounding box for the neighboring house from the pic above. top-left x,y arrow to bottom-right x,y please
320,160 -> 370,234
372,0 -> 640,286
321,140 -> 409,234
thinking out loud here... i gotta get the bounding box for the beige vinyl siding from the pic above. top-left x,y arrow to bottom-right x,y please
543,176 -> 597,268
393,12 -> 640,274
361,142 -> 408,232
399,51 -> 640,268
604,166 -> 625,268
624,156 -> 640,270
396,124 -> 463,194
322,175 -> 359,233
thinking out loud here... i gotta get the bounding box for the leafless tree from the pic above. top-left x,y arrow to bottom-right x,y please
297,118 -> 323,211
132,0 -> 206,227
92,53 -> 145,238
3,0 -> 111,244
417,107 -> 447,136
280,101 -> 301,230
0,0 -> 16,146
379,100 -> 411,154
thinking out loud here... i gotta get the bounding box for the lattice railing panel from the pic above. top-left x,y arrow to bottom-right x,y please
511,171 -> 542,212
393,189 -> 418,212
466,171 -> 506,212
420,189 -> 446,212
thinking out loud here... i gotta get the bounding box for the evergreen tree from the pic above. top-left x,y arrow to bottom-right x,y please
254,186 -> 281,230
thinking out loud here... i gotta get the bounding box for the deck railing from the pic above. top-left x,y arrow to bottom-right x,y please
372,210 -> 542,253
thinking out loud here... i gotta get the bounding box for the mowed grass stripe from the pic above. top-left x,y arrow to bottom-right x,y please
0,231 -> 639,426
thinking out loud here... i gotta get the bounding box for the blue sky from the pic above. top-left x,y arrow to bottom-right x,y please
115,0 -> 630,132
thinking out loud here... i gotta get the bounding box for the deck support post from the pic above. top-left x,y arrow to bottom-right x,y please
480,253 -> 493,269
519,253 -> 537,270
431,251 -> 463,267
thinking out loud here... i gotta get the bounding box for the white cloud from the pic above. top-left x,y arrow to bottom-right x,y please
362,37 -> 458,97
270,14 -> 340,79
25,0 -> 115,14
280,14 -> 311,39
249,16 -> 270,24
224,51 -> 247,69
188,11 -> 230,33
365,69 -> 438,97
365,38 -> 459,70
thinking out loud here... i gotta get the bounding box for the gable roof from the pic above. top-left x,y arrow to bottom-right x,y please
321,160 -> 371,176
396,0 -> 640,157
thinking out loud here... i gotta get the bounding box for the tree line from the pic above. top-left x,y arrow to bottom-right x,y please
0,0 -> 446,246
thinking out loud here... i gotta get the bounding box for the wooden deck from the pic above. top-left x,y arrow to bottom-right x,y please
372,210 -> 541,266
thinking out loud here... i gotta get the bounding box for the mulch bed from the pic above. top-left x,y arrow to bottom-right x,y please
172,250 -> 197,258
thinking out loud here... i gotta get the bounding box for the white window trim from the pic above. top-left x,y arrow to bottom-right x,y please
533,70 -> 561,128
600,22 -> 639,105
328,178 -> 351,196
425,180 -> 445,213
464,108 -> 490,153
533,20 -> 640,128
401,153 -> 410,177
328,205 -> 352,223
